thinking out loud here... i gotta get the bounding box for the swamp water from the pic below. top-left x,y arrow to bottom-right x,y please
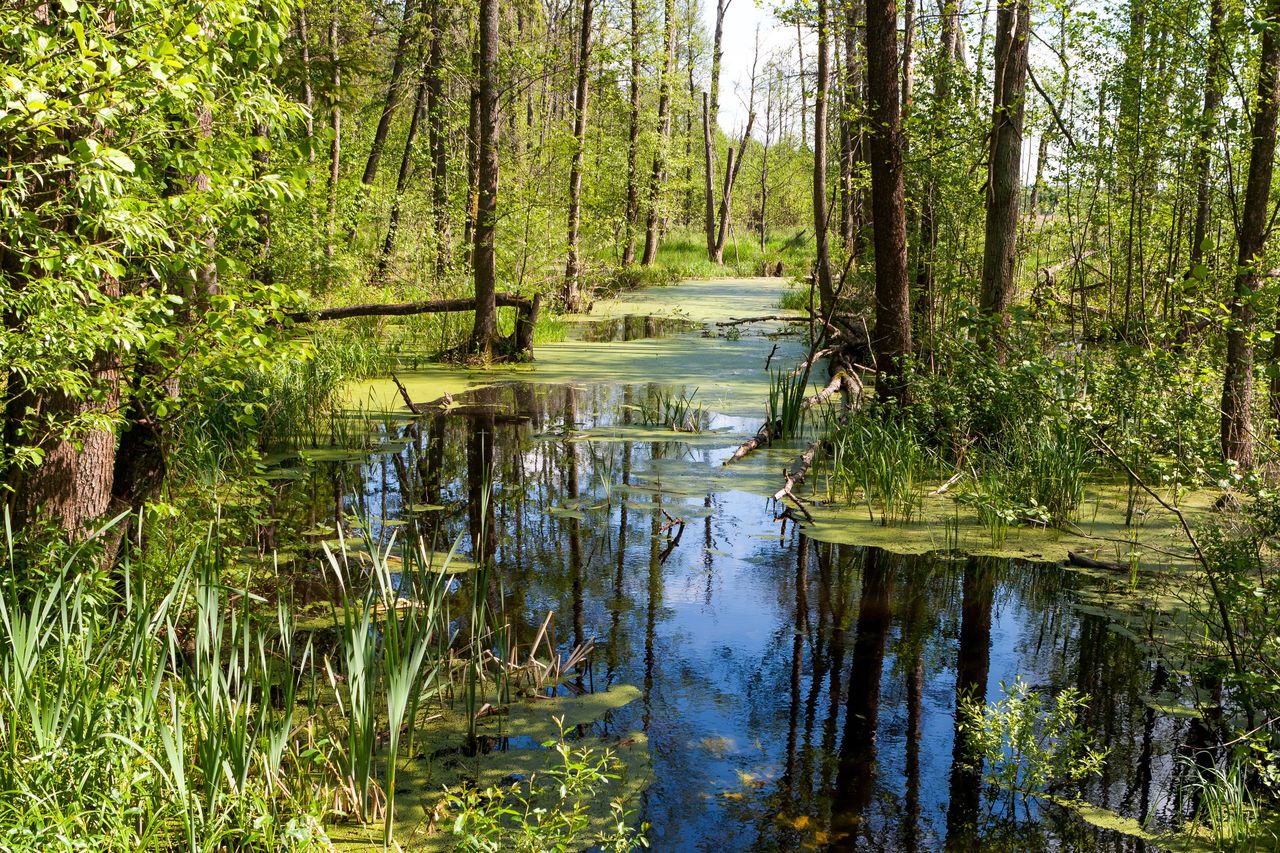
272,280 -> 1215,851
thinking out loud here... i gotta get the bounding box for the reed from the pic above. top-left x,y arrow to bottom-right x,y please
767,369 -> 808,440
826,412 -> 928,526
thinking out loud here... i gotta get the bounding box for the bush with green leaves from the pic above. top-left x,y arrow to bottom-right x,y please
957,677 -> 1108,803
446,724 -> 648,853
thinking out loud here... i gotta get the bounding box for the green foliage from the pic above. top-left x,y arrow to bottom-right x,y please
958,677 -> 1108,802
446,723 -> 649,853
0,0 -> 304,478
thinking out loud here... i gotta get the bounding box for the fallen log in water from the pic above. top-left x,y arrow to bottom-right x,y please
285,292 -> 542,359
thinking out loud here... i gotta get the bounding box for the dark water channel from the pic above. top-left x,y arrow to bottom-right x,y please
273,308 -> 1204,852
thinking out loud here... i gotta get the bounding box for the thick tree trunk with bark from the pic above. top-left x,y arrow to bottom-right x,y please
564,0 -> 595,309
978,0 -> 1030,347
641,0 -> 676,266
865,0 -> 912,399
471,0 -> 500,357
812,0 -> 834,313
1225,0 -> 1280,464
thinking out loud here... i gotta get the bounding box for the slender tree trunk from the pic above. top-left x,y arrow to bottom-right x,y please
325,1 -> 340,265
622,0 -> 642,266
977,0 -> 1030,349
715,61 -> 758,262
1190,0 -> 1227,275
841,0 -> 865,254
641,0 -> 676,266
913,0 -> 961,357
703,0 -> 730,260
361,0 -> 419,187
865,0 -> 912,399
297,6 -> 316,163
426,0 -> 450,276
703,92 -> 719,260
901,0 -> 915,116
760,74 -> 773,253
1225,0 -> 1280,464
471,0 -> 500,357
796,18 -> 808,146
564,0 -> 595,309
374,64 -> 428,283
463,29 -> 481,267
812,0 -> 834,313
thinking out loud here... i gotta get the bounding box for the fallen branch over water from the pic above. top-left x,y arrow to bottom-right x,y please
715,314 -> 809,327
285,293 -> 534,323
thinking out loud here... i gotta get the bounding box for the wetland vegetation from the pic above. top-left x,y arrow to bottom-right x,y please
8,0 -> 1280,849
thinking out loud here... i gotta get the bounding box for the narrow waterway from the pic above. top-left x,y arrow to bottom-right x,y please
275,279 -> 1201,851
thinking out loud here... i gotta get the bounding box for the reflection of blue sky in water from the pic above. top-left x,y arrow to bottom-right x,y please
289,279 -> 1198,851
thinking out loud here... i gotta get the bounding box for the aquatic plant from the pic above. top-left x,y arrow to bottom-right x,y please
957,677 -> 1108,806
766,369 -> 808,440
1181,756 -> 1264,849
638,386 -> 708,433
446,721 -> 648,853
825,412 -> 928,526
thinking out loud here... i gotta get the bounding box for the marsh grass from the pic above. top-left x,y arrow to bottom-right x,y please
962,420 -> 1090,538
1181,757 -> 1262,849
825,412 -> 930,526
767,369 -> 808,440
0,509 -> 526,851
637,386 -> 708,433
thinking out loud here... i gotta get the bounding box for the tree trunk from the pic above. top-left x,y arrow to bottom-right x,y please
702,92 -> 719,261
812,0 -> 834,313
463,29 -> 481,268
1225,0 -> 1280,464
796,17 -> 808,146
564,0 -> 595,310
426,0 -> 450,276
841,0 -> 865,254
977,0 -> 1030,349
759,74 -> 772,253
715,112 -> 756,261
325,1 -> 340,265
865,0 -> 912,400
297,6 -> 316,163
360,0 -> 419,187
374,63 -> 429,283
703,0 -> 729,261
641,0 -> 676,266
621,0 -> 642,266
471,0 -> 500,357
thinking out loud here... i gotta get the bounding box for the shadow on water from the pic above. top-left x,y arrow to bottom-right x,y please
269,342 -> 1202,850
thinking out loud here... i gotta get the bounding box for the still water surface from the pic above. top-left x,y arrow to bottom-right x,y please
281,280 -> 1199,851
